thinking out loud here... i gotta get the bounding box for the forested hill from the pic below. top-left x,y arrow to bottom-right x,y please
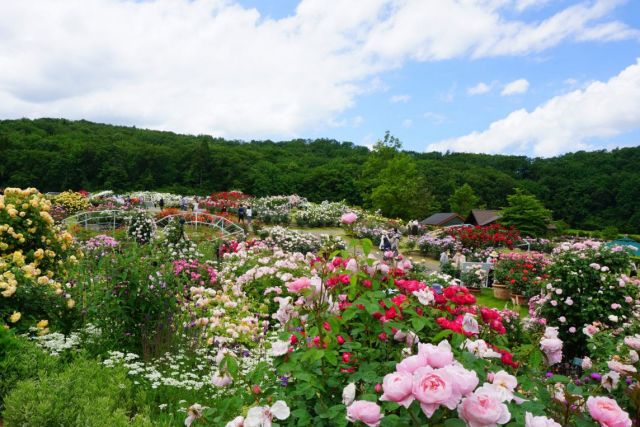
1,118 -> 639,232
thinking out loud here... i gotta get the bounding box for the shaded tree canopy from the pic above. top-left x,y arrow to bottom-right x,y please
1,118 -> 639,231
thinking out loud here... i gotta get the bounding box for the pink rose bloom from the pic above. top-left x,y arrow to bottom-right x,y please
458,389 -> 511,427
485,370 -> 518,402
341,212 -> 358,225
540,337 -> 563,366
586,396 -> 632,427
462,313 -> 479,335
396,354 -> 428,374
419,340 -> 454,368
525,412 -> 561,427
211,372 -> 232,387
380,371 -> 414,408
624,335 -> 640,351
346,400 -> 382,427
412,367 -> 460,418
286,277 -> 312,293
345,258 -> 358,273
444,363 -> 479,396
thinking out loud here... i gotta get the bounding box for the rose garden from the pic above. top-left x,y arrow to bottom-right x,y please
1,188 -> 640,427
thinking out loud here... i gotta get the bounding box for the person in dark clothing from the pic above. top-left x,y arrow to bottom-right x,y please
159,198 -> 165,210
238,205 -> 246,224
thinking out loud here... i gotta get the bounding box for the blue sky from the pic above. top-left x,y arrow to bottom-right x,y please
1,0 -> 639,156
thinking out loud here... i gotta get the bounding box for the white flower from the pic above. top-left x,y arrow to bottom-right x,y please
270,340 -> 290,357
601,371 -> 620,391
412,289 -> 434,306
462,313 -> 479,335
581,357 -> 592,369
211,371 -> 232,387
245,401 -> 290,427
525,412 -> 561,427
608,315 -> 619,323
225,416 -> 245,427
558,316 -> 566,323
342,382 -> 356,406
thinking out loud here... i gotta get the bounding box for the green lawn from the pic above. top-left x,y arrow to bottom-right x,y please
475,288 -> 529,317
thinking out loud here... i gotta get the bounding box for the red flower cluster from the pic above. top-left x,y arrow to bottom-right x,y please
395,279 -> 427,293
479,307 -> 507,334
444,224 -> 521,250
206,191 -> 251,210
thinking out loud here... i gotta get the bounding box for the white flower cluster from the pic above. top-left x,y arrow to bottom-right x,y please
267,226 -> 345,254
295,200 -> 349,227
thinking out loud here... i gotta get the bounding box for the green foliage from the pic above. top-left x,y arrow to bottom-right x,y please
1,119 -> 639,232
0,328 -> 60,411
448,183 -> 481,217
500,188 -> 552,237
2,358 -> 151,426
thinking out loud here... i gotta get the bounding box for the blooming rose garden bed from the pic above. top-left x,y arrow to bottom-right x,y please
1,188 -> 640,426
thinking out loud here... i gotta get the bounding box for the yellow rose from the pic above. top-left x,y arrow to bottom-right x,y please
67,299 -> 75,309
9,311 -> 21,323
36,319 -> 49,329
1,286 -> 16,297
37,276 -> 50,285
34,249 -> 44,259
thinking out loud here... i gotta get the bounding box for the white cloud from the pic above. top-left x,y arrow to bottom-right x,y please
468,82 -> 493,95
402,118 -> 413,128
427,59 -> 640,157
501,78 -> 530,95
390,94 -> 411,103
0,0 -> 636,137
423,112 -> 447,124
514,0 -> 552,12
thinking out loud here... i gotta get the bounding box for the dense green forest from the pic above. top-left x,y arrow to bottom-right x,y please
1,118 -> 639,232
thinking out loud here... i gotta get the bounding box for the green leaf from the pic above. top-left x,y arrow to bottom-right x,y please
431,329 -> 453,343
444,419 -> 466,427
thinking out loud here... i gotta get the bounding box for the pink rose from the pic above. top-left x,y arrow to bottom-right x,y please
346,400 -> 382,427
419,340 -> 454,368
341,212 -> 358,225
345,258 -> 358,273
286,277 -> 312,293
396,354 -> 428,374
412,367 -> 460,418
540,337 -> 563,366
525,412 -> 561,427
380,371 -> 414,408
624,335 -> 640,351
444,363 -> 479,396
458,389 -> 511,427
586,396 -> 632,427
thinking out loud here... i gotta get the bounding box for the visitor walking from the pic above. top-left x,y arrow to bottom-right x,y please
631,261 -> 638,277
246,206 -> 253,225
159,198 -> 165,211
439,250 -> 450,267
193,196 -> 199,212
379,233 -> 392,252
486,251 -> 499,284
390,228 -> 400,255
238,205 -> 246,224
180,197 -> 186,211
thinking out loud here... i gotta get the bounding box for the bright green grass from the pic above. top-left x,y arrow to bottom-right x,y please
475,288 -> 528,317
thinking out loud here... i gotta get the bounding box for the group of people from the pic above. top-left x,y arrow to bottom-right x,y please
237,205 -> 252,225
379,228 -> 401,255
440,248 -> 499,284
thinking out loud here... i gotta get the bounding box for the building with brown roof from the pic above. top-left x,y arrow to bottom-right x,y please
467,209 -> 501,226
421,212 -> 466,227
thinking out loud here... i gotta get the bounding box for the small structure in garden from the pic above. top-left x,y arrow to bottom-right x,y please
467,209 -> 501,226
421,212 -> 465,227
607,237 -> 640,256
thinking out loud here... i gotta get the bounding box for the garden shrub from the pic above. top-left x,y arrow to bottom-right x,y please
127,210 -> 156,244
51,190 -> 90,217
0,187 -> 82,331
0,328 -> 59,411
2,358 -> 151,427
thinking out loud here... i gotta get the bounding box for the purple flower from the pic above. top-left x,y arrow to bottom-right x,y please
590,373 -> 602,381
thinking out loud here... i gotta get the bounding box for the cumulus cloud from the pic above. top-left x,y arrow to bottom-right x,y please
0,0 -> 636,137
468,82 -> 493,95
427,59 -> 640,157
501,79 -> 530,95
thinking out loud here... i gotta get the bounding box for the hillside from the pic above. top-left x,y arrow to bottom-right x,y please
1,118 -> 639,232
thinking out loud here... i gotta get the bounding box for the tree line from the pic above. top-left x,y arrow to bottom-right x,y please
1,118 -> 639,232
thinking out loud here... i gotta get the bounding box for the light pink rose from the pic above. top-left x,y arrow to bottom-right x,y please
412,367 -> 460,418
540,337 -> 563,366
396,354 -> 428,374
607,360 -> 637,375
624,335 -> 640,351
458,389 -> 511,427
444,363 -> 479,396
341,212 -> 358,225
419,340 -> 454,368
525,412 -> 561,427
346,400 -> 382,427
380,371 -> 414,408
286,277 -> 312,293
345,258 -> 358,273
582,357 -> 593,369
211,372 -> 232,387
586,396 -> 632,427
462,313 -> 479,335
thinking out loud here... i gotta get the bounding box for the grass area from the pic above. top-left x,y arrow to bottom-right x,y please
475,288 -> 528,317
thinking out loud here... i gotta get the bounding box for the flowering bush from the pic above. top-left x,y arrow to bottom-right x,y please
535,241 -> 639,359
493,252 -> 550,297
444,224 -> 521,250
267,226 -> 345,254
127,210 -> 156,244
51,190 -> 90,217
295,201 -> 348,227
252,195 -> 307,225
417,235 -> 457,257
0,188 -> 81,330
205,191 -> 251,212
82,234 -> 119,258
460,264 -> 487,289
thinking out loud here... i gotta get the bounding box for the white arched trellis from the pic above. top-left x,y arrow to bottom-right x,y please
155,212 -> 245,240
63,209 -> 129,231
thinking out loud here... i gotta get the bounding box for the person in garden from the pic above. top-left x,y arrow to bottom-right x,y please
180,197 -> 186,211
193,196 -> 199,212
632,260 -> 638,277
246,206 -> 253,225
390,228 -> 400,255
159,198 -> 164,211
486,250 -> 499,283
439,250 -> 450,266
379,233 -> 392,252
238,205 -> 246,224
452,249 -> 466,270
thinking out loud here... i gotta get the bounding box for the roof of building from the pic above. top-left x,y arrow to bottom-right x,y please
421,212 -> 464,226
469,209 -> 502,226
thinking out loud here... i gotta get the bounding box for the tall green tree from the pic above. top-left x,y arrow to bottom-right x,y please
448,183 -> 480,217
500,188 -> 552,237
